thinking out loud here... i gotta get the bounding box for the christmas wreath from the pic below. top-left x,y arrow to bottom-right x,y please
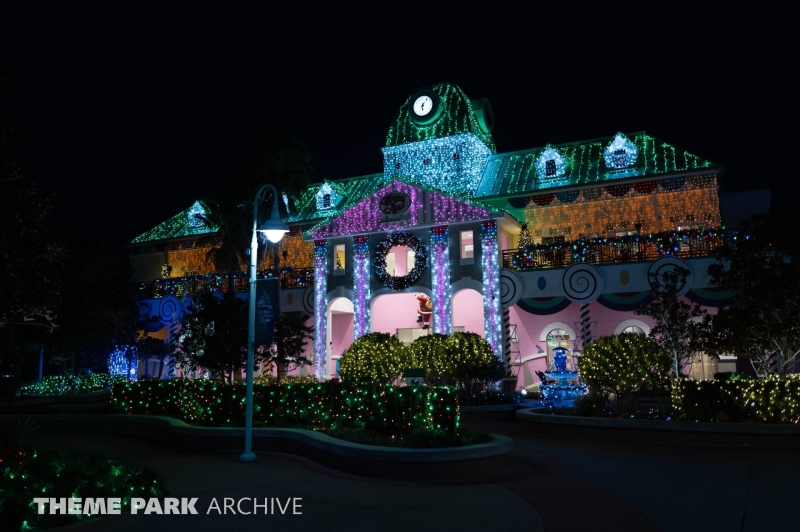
374,232 -> 427,290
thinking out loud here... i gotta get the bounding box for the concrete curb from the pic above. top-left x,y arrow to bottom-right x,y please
1,414 -> 513,482
517,408 -> 800,448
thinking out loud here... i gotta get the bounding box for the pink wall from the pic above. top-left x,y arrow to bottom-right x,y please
371,292 -> 423,333
452,289 -> 485,336
330,312 -> 354,357
391,245 -> 411,276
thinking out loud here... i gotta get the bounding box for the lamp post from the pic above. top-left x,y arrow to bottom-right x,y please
240,183 -> 288,463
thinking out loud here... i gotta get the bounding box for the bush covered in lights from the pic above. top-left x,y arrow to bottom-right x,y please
1,420 -> 168,532
20,374 -> 127,396
578,334 -> 671,408
672,375 -> 800,423
408,332 -> 504,389
111,379 -> 458,436
338,332 -> 407,384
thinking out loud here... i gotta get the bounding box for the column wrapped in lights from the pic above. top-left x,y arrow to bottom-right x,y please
313,240 -> 328,379
430,226 -> 451,335
480,220 -> 502,356
352,235 -> 371,339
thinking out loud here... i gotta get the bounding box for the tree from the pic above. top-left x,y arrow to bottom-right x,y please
197,129 -> 313,288
264,311 -> 313,383
339,332 -> 407,384
707,213 -> 800,376
177,292 -> 255,383
517,223 -> 532,248
578,334 -> 671,410
635,267 -> 708,377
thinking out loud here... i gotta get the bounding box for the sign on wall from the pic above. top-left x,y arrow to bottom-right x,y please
379,191 -> 412,221
254,279 -> 280,346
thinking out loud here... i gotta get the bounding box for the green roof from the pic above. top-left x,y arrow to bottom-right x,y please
385,82 -> 496,153
131,200 -> 217,243
473,132 -> 719,198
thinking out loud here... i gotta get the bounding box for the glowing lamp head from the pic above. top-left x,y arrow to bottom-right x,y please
258,217 -> 288,243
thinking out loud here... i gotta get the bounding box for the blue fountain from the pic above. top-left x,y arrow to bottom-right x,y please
539,346 -> 587,408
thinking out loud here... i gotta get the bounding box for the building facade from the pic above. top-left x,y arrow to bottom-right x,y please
132,82 -> 761,385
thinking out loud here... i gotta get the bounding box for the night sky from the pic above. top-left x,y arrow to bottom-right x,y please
1,4 -> 795,246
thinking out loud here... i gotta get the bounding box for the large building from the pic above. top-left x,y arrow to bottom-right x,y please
130,82 -> 768,385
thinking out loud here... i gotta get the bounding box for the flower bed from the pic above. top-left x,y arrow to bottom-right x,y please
112,379 -> 459,436
20,374 -> 127,396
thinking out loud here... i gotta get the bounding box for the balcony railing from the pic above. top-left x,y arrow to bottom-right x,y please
503,229 -> 726,271
139,268 -> 315,298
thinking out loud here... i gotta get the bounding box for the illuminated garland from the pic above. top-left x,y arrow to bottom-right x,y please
313,240 -> 328,379
430,226 -> 451,334
108,345 -> 137,381
512,228 -> 726,270
352,235 -> 371,339
480,220 -> 502,355
373,232 -> 428,290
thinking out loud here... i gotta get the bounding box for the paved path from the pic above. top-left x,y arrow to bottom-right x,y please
21,418 -> 800,532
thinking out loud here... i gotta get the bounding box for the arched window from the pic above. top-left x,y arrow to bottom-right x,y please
546,328 -> 571,364
622,326 -> 646,337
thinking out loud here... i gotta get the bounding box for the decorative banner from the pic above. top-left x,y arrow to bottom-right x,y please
647,257 -> 692,296
561,263 -> 604,303
254,279 -> 279,346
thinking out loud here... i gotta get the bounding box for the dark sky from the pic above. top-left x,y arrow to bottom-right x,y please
1,3 -> 796,246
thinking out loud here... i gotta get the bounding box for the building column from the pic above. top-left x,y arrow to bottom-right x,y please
430,226 -> 451,335
480,220 -> 502,356
352,235 -> 370,340
313,240 -> 328,379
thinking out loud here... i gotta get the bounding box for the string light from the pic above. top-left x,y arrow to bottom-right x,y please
21,374 -> 127,396
352,235 -> 371,339
313,240 -> 328,379
108,345 -> 137,381
430,226 -> 451,334
603,132 -> 638,170
373,232 -> 427,290
480,220 -> 502,356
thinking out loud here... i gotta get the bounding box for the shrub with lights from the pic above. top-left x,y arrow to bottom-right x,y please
111,379 -> 458,437
672,375 -> 800,423
577,334 -> 671,413
339,332 -> 407,384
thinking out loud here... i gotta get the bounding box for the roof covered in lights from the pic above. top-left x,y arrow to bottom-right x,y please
131,200 -> 217,243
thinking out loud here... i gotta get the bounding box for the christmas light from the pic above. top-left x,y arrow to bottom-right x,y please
315,182 -> 338,211
534,145 -> 568,181
108,345 -> 137,381
352,235 -> 371,339
603,132 -> 638,170
21,374 -> 127,396
430,226 -> 451,334
313,240 -> 328,379
373,232 -> 427,291
480,220 -> 502,356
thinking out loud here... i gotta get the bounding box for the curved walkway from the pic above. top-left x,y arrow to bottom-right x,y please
22,417 -> 800,532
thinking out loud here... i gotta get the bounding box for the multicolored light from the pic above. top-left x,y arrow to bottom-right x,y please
313,240 -> 328,379
352,235 -> 371,339
480,220 -> 502,356
430,226 -> 451,335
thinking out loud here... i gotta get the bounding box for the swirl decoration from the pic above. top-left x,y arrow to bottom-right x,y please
302,286 -> 315,314
561,263 -> 604,303
647,257 -> 692,296
499,269 -> 523,307
158,295 -> 182,323
373,232 -> 427,290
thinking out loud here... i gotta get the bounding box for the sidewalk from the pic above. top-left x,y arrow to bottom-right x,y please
20,418 -> 800,532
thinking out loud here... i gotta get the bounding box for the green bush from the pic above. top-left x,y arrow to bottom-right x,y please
112,379 -> 459,436
673,375 -> 800,423
339,332 -> 407,384
407,333 -> 450,384
578,334 -> 671,407
1,420 -> 167,532
408,332 -> 504,388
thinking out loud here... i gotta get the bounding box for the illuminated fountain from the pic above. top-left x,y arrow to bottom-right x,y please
539,347 -> 587,408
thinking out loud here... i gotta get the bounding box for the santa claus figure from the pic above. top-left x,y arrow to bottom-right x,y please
416,293 -> 432,328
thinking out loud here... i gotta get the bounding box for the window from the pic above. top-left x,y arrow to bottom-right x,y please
546,329 -> 571,365
622,326 -> 646,337
333,244 -> 345,275
461,230 -> 474,262
316,182 -> 337,211
545,159 -> 557,177
614,149 -> 626,168
406,250 -> 415,271
323,194 -> 331,208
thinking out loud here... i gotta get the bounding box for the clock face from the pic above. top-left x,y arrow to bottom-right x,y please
413,96 -> 433,116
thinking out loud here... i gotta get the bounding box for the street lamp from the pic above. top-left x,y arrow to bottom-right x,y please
240,183 -> 288,463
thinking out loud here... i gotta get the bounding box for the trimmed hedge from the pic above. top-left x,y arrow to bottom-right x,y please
112,379 -> 459,436
672,375 -> 800,423
338,332 -> 407,384
20,374 -> 127,396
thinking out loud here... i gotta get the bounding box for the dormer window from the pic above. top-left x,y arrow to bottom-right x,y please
187,201 -> 206,228
315,182 -> 337,211
604,133 -> 637,169
535,145 -> 566,180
